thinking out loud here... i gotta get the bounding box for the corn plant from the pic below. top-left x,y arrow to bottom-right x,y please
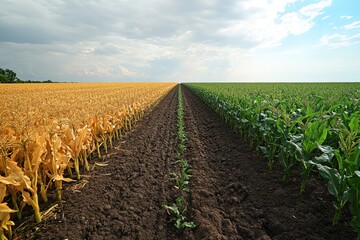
289,120 -> 328,193
348,169 -> 360,240
164,202 -> 196,229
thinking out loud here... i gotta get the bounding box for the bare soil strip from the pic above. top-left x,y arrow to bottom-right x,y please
181,85 -> 355,240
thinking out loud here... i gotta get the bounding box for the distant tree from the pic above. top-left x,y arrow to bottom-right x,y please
0,68 -> 18,83
4,69 -> 17,82
0,68 -> 10,83
0,67 -> 56,83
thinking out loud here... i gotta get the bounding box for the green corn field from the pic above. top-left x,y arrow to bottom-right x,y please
186,82 -> 360,237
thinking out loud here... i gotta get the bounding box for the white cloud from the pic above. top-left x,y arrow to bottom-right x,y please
299,0 -> 332,18
343,21 -> 360,30
319,33 -> 360,48
117,65 -> 145,78
219,0 -> 332,48
322,15 -> 330,20
280,12 -> 314,35
81,47 -> 95,54
341,15 -> 353,20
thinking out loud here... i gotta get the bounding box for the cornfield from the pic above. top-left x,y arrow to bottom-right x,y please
185,82 -> 360,237
0,82 -> 175,239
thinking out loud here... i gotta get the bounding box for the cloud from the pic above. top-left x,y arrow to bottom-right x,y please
218,0 -> 332,48
319,33 -> 360,48
343,21 -> 360,30
341,15 -> 353,20
299,0 -> 332,18
1,0 -> 352,82
0,0 -> 332,49
117,65 -> 145,78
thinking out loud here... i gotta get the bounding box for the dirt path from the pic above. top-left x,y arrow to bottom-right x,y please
27,87 -> 180,240
181,85 -> 355,240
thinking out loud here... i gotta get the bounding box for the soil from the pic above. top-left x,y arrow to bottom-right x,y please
17,85 -> 356,240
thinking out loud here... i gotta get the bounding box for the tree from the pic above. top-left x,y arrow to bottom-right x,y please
0,68 -> 20,83
4,69 -> 17,82
0,67 -> 55,83
0,68 -> 10,83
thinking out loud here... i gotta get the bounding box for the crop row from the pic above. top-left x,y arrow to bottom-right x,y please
164,84 -> 195,229
185,83 -> 360,238
0,83 -> 176,239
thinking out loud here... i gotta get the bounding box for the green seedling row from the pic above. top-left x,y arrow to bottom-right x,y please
163,84 -> 195,229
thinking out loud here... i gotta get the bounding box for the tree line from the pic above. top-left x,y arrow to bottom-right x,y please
0,68 -> 53,83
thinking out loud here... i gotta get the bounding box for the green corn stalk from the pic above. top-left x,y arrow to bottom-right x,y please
164,84 -> 196,229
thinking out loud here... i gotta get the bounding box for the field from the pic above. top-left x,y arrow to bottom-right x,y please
0,82 -> 359,239
0,83 -> 175,239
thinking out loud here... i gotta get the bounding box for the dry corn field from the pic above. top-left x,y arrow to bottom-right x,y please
0,83 -> 175,239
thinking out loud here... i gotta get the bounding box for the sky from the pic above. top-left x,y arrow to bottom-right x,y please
0,0 -> 359,82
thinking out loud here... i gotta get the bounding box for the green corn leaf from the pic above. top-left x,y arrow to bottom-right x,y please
163,204 -> 180,216
334,149 -> 345,174
182,221 -> 196,228
259,146 -> 268,155
347,174 -> 360,232
317,144 -> 333,154
345,146 -> 360,174
175,218 -> 183,228
314,144 -> 334,164
314,153 -> 333,163
316,164 -> 341,199
306,105 -> 313,115
349,115 -> 359,132
241,118 -> 249,123
288,140 -> 303,156
318,127 -> 328,145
